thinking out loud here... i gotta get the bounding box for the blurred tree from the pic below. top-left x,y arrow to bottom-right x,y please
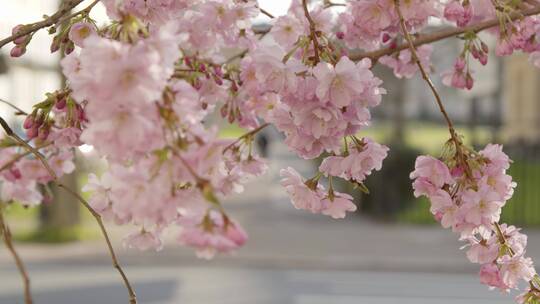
37,0 -> 80,242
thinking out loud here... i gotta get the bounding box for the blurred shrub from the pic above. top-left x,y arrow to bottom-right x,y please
355,144 -> 421,220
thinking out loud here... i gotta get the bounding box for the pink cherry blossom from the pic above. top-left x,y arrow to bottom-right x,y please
124,230 -> 163,251
479,263 -> 509,290
69,22 -> 96,47
178,211 -> 248,259
270,15 -> 304,47
410,156 -> 454,188
460,184 -> 504,226
499,255 -> 537,289
319,138 -> 388,183
313,56 -> 363,107
280,167 -> 324,213
321,192 -> 357,219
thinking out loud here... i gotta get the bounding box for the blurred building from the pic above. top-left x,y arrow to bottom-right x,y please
0,1 -> 62,126
503,53 -> 540,144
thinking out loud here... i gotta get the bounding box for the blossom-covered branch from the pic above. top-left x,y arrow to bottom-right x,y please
396,0 -> 540,301
351,3 -> 540,61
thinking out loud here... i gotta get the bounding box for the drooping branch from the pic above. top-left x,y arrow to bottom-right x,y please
0,0 -> 85,48
0,207 -> 33,304
0,116 -> 138,304
395,0 -> 540,292
393,0 -> 459,143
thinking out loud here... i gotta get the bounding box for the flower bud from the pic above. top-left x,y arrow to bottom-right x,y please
23,115 -> 34,129
220,104 -> 228,118
199,64 -> 206,73
26,126 -> 38,139
478,53 -> 488,65
481,41 -> 489,53
213,75 -> 223,86
10,46 -> 26,58
465,73 -> 474,90
454,57 -> 466,71
336,31 -> 345,40
55,97 -> 67,110
381,33 -> 391,43
12,24 -> 24,36
50,37 -> 61,53
64,41 -> 75,55
213,66 -> 223,78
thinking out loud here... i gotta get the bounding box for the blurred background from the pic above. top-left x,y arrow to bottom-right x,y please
1,1 -> 540,303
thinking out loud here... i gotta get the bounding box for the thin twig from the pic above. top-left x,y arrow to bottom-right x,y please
0,116 -> 138,304
393,0 -> 459,143
55,184 -> 138,304
0,98 -> 28,116
0,208 -> 32,304
324,1 -> 347,8
222,123 -> 269,154
0,141 -> 53,173
259,8 -> 275,19
0,0 -> 84,48
302,0 -> 321,63
56,0 -> 99,25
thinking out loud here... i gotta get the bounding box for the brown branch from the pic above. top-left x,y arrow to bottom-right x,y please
0,208 -> 32,304
0,116 -> 138,304
230,4 -> 540,64
302,0 -> 321,63
0,141 -> 52,173
0,98 -> 28,116
0,0 -> 84,49
324,1 -> 347,8
352,4 -> 540,61
55,184 -> 138,304
222,123 -> 269,154
259,8 -> 275,19
394,0 -> 459,143
56,0 -> 99,25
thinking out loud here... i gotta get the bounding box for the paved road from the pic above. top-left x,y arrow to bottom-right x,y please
0,265 -> 518,304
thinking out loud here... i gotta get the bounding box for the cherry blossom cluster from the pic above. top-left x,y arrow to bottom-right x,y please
0,90 -> 81,206
411,143 -> 540,301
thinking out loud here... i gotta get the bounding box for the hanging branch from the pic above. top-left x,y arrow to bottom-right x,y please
394,0 -> 540,292
392,0 -> 459,144
0,116 -> 138,304
0,208 -> 33,304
